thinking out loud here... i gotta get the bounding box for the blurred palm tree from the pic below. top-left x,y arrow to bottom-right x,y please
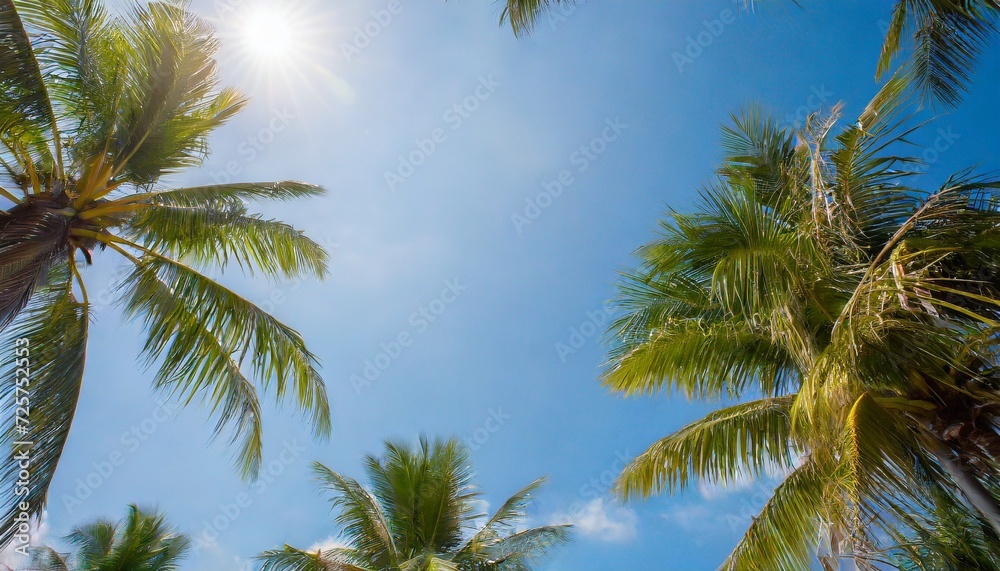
0,0 -> 330,547
258,437 -> 570,571
604,73 -> 1000,569
24,505 -> 188,571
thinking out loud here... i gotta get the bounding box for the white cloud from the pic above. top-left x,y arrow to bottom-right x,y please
0,510 -> 50,568
660,504 -> 716,532
306,535 -> 349,553
467,498 -> 493,529
549,498 -> 637,543
696,472 -> 755,500
695,455 -> 801,500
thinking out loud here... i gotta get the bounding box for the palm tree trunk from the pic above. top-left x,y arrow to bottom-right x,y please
928,438 -> 1000,537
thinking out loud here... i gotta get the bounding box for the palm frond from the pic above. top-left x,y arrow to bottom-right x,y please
0,263 -> 86,548
133,181 -> 326,206
498,0 -> 573,38
616,397 -> 797,501
461,478 -> 547,551
24,546 -> 70,571
878,0 -> 1000,107
109,2 -> 245,182
312,462 -> 398,568
603,317 -> 797,399
13,0 -> 115,145
0,0 -> 59,175
364,437 -> 477,555
118,254 -> 329,478
480,525 -> 571,568
125,198 -> 328,278
258,545 -> 370,571
722,459 -> 827,571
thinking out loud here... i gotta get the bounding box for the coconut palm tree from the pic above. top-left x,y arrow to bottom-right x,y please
604,73 -> 1000,569
258,437 -> 570,571
0,0 -> 331,547
24,505 -> 188,571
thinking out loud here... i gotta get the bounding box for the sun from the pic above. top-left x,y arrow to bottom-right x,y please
239,7 -> 296,64
213,1 -> 355,105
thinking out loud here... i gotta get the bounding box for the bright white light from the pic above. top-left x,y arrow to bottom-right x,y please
217,1 -> 354,105
240,7 -> 295,63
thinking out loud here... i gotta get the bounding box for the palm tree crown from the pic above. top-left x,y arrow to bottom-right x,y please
0,0 -> 331,547
258,437 -> 570,571
24,505 -> 189,571
605,74 -> 1000,569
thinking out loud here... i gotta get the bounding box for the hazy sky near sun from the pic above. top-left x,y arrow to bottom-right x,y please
29,1 -> 1000,570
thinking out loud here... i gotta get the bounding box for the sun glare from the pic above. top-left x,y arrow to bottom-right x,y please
240,7 -> 295,63
215,1 -> 355,106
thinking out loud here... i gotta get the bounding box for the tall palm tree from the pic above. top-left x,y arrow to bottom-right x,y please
258,437 -> 570,571
24,505 -> 188,571
0,0 -> 331,547
604,73 -> 1000,569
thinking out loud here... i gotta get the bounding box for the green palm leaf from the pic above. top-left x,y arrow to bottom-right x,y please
118,255 -> 329,477
258,545 -> 371,571
127,197 -> 328,278
721,459 -> 827,571
0,264 -> 86,547
263,439 -> 568,571
498,0 -> 574,38
0,0 -> 59,172
312,462 -> 398,568
617,397 -> 798,501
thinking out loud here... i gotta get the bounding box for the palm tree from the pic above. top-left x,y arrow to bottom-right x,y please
0,0 -> 331,546
258,437 -> 570,571
24,505 -> 188,571
604,73 -> 1000,569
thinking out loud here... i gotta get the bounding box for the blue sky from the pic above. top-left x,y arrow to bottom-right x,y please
16,1 -> 1000,570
